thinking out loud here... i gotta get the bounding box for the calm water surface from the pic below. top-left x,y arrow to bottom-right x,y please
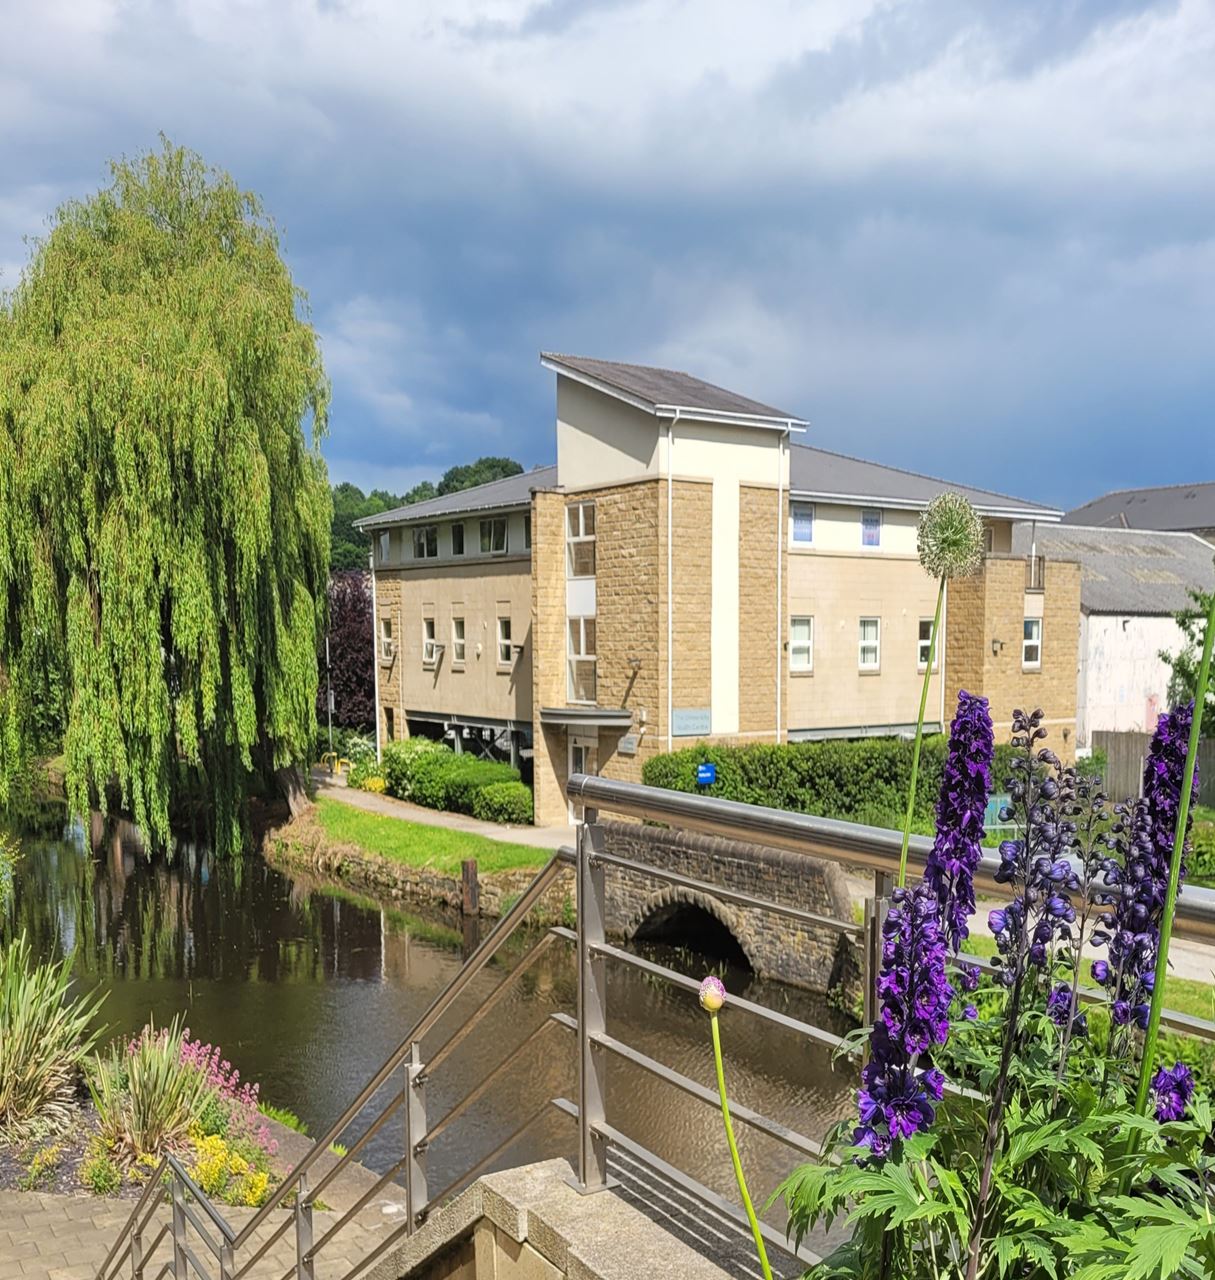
1,805 -> 852,1219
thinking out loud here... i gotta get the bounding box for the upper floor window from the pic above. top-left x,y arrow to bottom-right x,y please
983,524 -> 995,554
790,616 -> 813,672
791,502 -> 814,546
859,617 -> 880,671
918,619 -> 939,671
450,523 -> 465,556
1023,618 -> 1042,670
379,616 -> 394,661
422,617 -> 437,666
524,514 -> 532,550
566,502 -> 596,577
413,525 -> 438,559
451,617 -> 465,665
568,618 -> 597,703
497,616 -> 513,666
861,509 -> 882,548
480,517 -> 508,555
378,531 -> 391,563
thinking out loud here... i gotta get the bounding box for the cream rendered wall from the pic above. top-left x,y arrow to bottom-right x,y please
378,510 -> 531,570
668,422 -> 788,738
556,377 -> 661,492
392,559 -> 534,723
1081,613 -> 1186,742
792,502 -> 920,555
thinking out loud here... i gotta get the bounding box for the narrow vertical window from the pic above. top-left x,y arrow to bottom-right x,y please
791,502 -> 814,546
790,617 -> 813,671
480,518 -> 508,555
384,707 -> 394,741
566,502 -> 596,577
918,619 -> 938,671
497,617 -> 513,665
379,531 -> 391,563
413,525 -> 438,558
859,617 -> 880,670
451,617 -> 465,665
568,618 -> 597,702
524,514 -> 532,550
1023,618 -> 1042,670
379,616 -> 394,661
861,509 -> 882,548
450,523 -> 465,556
422,617 -> 437,665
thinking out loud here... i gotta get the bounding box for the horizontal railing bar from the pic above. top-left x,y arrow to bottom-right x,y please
567,773 -> 1215,944
231,853 -> 570,1246
552,1098 -> 821,1269
301,1091 -> 407,1211
592,939 -> 849,1051
549,1011 -> 823,1159
426,1016 -> 562,1147
423,929 -> 563,1079
587,848 -> 863,939
307,1156 -> 409,1262
166,1159 -> 237,1244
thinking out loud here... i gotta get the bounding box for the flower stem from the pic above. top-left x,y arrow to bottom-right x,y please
709,1013 -> 773,1280
1132,588 -> 1215,1121
897,574 -> 946,888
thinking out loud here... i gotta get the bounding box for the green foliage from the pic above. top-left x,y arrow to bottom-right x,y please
259,1102 -> 308,1135
0,830 -> 17,910
471,780 -> 534,825
436,456 -> 522,496
89,1016 -> 216,1165
0,141 -> 331,854
380,737 -> 449,798
1189,815 -> 1215,886
79,1149 -> 122,1196
18,1140 -> 63,1190
1161,583 -> 1215,735
0,933 -> 105,1141
380,738 -> 523,816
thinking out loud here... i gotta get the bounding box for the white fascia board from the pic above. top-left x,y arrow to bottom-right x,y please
355,500 -> 531,531
540,357 -> 657,415
789,489 -> 1063,521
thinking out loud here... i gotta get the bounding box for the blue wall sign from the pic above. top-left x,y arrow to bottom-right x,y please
696,762 -> 717,786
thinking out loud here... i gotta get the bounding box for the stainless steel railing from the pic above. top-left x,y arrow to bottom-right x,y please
97,774 -> 1215,1280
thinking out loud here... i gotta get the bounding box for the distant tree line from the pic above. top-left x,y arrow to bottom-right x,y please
330,456 -> 523,569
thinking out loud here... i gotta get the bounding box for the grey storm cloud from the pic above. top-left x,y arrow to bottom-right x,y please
0,0 -> 1211,504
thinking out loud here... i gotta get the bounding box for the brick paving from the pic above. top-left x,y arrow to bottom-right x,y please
0,1187 -> 407,1280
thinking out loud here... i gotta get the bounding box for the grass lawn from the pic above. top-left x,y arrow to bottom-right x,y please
314,795 -> 549,877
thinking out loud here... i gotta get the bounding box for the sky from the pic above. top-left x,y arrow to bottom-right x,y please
1,0 -> 1212,509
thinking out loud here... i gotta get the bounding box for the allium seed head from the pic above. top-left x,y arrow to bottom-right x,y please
699,975 -> 726,1013
917,492 -> 984,581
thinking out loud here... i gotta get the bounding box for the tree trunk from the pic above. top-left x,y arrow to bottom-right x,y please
275,764 -> 311,819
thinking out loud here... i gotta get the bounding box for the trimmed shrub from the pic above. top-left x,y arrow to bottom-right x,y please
407,750 -> 520,814
472,781 -> 534,825
382,737 -> 448,798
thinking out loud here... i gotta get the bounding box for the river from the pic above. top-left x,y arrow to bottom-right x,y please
0,804 -> 853,1231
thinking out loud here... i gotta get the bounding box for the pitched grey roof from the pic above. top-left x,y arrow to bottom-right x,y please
1063,481 -> 1215,533
541,352 -> 806,425
1012,524 -> 1215,615
354,465 -> 558,530
789,444 -> 1061,519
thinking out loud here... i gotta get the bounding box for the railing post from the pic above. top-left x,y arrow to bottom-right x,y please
862,869 -> 894,1034
170,1176 -> 188,1279
295,1172 -> 316,1280
130,1219 -> 144,1279
405,1043 -> 428,1231
576,808 -> 611,1192
218,1238 -> 235,1280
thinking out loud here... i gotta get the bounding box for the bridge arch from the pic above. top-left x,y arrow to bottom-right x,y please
623,887 -> 757,972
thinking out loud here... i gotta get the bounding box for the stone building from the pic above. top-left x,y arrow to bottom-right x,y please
357,354 -> 1076,826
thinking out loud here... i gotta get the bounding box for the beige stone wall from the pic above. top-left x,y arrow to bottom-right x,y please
785,550 -> 943,732
666,478 -> 714,715
531,490 -> 568,827
946,555 -> 1081,758
738,483 -> 783,736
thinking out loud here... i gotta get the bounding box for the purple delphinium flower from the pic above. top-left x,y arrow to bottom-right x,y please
1046,982 -> 1087,1036
856,883 -> 953,1157
1091,704 -> 1199,1050
924,691 -> 994,951
1151,1062 -> 1195,1122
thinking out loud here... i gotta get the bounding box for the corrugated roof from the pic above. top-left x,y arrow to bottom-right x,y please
1012,524 -> 1215,614
354,465 -> 559,530
1064,481 -> 1215,532
541,352 -> 806,425
790,444 -> 1061,518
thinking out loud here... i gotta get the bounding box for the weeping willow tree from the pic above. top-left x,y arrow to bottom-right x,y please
0,142 -> 331,855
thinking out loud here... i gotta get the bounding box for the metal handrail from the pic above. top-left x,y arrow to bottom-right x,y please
567,772 -> 1215,944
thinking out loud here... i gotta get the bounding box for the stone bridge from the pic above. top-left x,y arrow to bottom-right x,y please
598,819 -> 858,994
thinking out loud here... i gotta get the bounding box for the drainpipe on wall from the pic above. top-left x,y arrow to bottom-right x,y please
666,415 -> 678,754
370,546 -> 382,762
775,431 -> 785,743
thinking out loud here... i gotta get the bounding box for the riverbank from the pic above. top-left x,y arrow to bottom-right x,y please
264,797 -> 573,921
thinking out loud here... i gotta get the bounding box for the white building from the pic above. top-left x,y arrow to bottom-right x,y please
1014,524 -> 1215,746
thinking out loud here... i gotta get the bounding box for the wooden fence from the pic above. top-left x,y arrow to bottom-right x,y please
1093,730 -> 1215,807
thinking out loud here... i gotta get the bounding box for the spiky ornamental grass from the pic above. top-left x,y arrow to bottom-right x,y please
896,494 -> 985,888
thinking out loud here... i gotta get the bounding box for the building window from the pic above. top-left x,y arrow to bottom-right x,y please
451,617 -> 465,665
524,514 -> 531,550
791,502 -> 814,546
378,531 -> 391,563
480,517 -> 508,555
566,502 -> 596,577
379,616 -> 394,661
983,524 -> 995,554
918,618 -> 939,671
861,509 -> 882,548
384,707 -> 394,741
568,618 -> 597,702
422,617 -> 437,666
1023,618 -> 1042,670
497,617 -> 513,666
413,525 -> 438,559
859,617 -> 880,671
450,523 -> 465,556
790,616 -> 813,672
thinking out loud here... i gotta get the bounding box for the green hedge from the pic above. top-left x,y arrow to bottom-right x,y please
381,739 -> 526,819
471,781 -> 535,825
640,736 -> 1110,825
